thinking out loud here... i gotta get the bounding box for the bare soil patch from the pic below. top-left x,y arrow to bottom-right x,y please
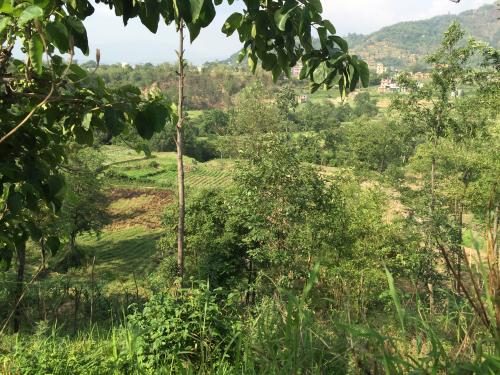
106,188 -> 174,230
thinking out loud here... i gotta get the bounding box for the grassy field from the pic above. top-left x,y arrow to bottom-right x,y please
77,226 -> 162,293
52,146 -> 236,292
103,146 -> 233,189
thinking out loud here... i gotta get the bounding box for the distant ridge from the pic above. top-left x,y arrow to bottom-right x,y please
217,3 -> 499,69
346,3 -> 499,68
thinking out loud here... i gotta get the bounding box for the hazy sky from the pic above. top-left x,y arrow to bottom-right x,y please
80,0 -> 495,65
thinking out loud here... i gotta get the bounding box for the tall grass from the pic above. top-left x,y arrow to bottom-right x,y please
2,265 -> 500,374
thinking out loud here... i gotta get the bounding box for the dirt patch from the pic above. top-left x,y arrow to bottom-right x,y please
106,188 -> 174,230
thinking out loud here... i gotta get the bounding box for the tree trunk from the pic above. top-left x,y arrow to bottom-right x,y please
40,237 -> 46,271
69,232 -> 76,253
176,21 -> 186,280
430,154 -> 436,212
456,203 -> 463,293
13,243 -> 26,332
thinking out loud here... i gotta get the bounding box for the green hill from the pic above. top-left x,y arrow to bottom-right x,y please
219,4 -> 498,70
346,3 -> 499,68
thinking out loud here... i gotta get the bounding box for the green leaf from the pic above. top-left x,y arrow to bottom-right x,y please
139,0 -> 160,33
309,0 -> 322,13
221,12 -> 242,36
0,16 -> 12,33
190,0 -> 204,22
312,61 -> 328,84
187,22 -> 201,43
322,20 -> 336,35
173,0 -> 192,23
104,109 -> 126,136
18,5 -> 43,25
261,53 -> 277,70
46,20 -> 69,53
135,101 -> 170,139
237,47 -> 247,63
74,125 -> 94,146
82,112 -> 93,131
46,236 -> 60,255
331,35 -> 348,53
0,0 -> 14,14
317,26 -> 327,48
67,63 -> 88,81
385,267 -> 405,333
274,0 -> 298,31
29,34 -> 44,75
357,60 -> 370,88
7,192 -> 23,215
64,17 -> 89,55
196,0 -> 215,27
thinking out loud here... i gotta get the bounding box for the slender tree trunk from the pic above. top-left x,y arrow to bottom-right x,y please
13,244 -> 26,332
176,20 -> 186,280
40,237 -> 46,271
482,202 -> 500,351
69,232 -> 76,253
456,202 -> 463,293
430,154 -> 436,212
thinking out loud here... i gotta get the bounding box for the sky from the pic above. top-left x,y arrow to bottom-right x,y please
79,0 -> 495,65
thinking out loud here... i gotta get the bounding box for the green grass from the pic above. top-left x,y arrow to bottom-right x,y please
463,229 -> 486,252
62,146 -> 234,293
103,146 -> 233,190
77,227 -> 162,292
187,110 -> 205,119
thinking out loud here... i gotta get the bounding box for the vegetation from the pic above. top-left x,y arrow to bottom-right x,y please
346,3 -> 499,68
1,1 -> 499,373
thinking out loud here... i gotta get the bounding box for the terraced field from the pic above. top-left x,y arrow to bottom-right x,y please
78,227 -> 162,292
62,146 -> 235,292
103,145 -> 233,189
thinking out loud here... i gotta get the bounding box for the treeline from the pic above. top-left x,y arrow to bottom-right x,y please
86,62 -> 295,110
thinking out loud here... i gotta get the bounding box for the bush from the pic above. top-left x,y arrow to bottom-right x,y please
128,281 -> 237,370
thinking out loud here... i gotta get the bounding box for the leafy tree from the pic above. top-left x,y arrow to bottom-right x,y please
1,0 -> 369,317
196,109 -> 229,136
276,85 -> 298,120
353,92 -> 379,118
57,147 -> 109,269
0,3 -> 173,330
150,0 -> 369,279
392,23 -> 499,296
334,118 -> 410,172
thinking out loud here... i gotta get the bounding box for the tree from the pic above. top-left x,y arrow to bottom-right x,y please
0,1 -> 172,331
353,92 -> 379,118
143,0 -> 369,280
2,0 -> 368,299
276,85 -> 298,121
57,147 -> 109,268
392,23 -> 499,301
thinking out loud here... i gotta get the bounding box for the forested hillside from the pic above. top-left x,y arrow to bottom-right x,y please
346,3 -> 499,68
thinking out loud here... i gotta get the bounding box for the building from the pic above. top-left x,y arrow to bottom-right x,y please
292,62 -> 303,78
378,78 -> 406,94
376,63 -> 388,75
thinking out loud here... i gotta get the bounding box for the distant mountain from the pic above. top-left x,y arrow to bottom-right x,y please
216,4 -> 499,70
346,4 -> 499,69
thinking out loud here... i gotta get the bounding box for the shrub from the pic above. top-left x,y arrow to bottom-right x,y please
128,281 -> 237,370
